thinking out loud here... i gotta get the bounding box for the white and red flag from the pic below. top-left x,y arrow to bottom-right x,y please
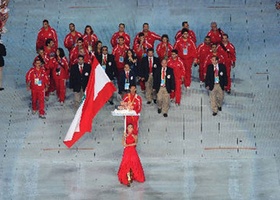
64,58 -> 116,148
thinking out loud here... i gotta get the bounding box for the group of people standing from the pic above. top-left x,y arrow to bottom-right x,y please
25,19 -> 236,119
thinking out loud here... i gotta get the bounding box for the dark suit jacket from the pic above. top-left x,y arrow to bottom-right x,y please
153,66 -> 175,93
69,63 -> 91,92
205,63 -> 227,91
96,54 -> 117,80
0,43 -> 6,66
118,70 -> 136,94
140,56 -> 161,81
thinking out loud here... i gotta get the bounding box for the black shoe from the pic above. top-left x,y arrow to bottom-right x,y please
212,112 -> 217,116
153,99 -> 157,104
158,108 -> 162,114
226,90 -> 231,94
163,113 -> 168,117
0,87 -> 4,91
218,107 -> 222,111
109,101 -> 114,105
147,101 -> 151,104
39,115 -> 46,119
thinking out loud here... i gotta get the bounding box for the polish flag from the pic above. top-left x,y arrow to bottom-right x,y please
64,58 -> 116,148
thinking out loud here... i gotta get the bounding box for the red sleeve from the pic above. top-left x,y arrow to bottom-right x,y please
124,33 -> 131,47
135,95 -> 142,114
36,29 -> 43,50
111,32 -> 117,47
51,28 -> 58,49
64,34 -> 72,50
25,68 -> 33,84
174,30 -> 181,41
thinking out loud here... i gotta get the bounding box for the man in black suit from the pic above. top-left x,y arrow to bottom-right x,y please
118,63 -> 136,97
140,48 -> 160,104
96,46 -> 117,105
153,59 -> 175,117
69,55 -> 91,110
205,55 -> 227,116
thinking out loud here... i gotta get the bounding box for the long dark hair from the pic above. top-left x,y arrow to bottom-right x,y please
57,48 -> 65,58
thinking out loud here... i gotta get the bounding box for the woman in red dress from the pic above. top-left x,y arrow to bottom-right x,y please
118,124 -> 145,187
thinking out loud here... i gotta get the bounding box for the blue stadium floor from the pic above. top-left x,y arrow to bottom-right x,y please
0,0 -> 280,199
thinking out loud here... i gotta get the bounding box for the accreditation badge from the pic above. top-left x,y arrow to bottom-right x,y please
35,78 -> 42,86
119,56 -> 124,63
124,82 -> 130,90
215,76 -> 220,83
183,48 -> 188,55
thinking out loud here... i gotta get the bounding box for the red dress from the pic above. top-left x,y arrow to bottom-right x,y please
118,133 -> 145,186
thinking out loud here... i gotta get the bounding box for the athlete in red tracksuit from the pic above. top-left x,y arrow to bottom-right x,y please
156,34 -> 173,61
64,23 -> 82,55
174,21 -> 197,44
121,85 -> 142,135
26,58 -> 49,119
43,39 -> 57,98
174,28 -> 197,88
197,36 -> 211,83
112,36 -> 130,77
217,34 -> 236,93
167,49 -> 185,105
69,37 -> 91,67
133,23 -> 161,49
52,48 -> 69,104
133,32 -> 152,92
133,32 -> 153,60
111,23 -> 131,48
36,19 -> 58,50
82,25 -> 98,53
207,22 -> 225,44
